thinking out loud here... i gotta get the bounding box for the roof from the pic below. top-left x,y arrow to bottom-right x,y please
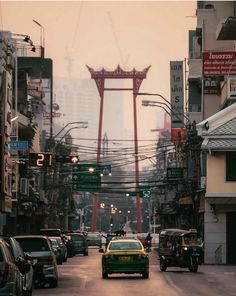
202,138 -> 236,151
208,117 -> 236,136
14,235 -> 49,239
160,228 -> 197,237
198,115 -> 236,151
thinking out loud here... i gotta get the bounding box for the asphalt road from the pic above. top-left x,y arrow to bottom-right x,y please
33,248 -> 236,296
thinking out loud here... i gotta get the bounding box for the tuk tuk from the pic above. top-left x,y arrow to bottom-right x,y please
158,228 -> 203,272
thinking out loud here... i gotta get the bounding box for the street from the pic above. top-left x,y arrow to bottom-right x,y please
33,248 -> 236,296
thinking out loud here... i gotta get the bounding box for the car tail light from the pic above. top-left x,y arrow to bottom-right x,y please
137,254 -> 146,260
105,254 -> 114,260
0,263 -> 10,287
39,257 -> 53,265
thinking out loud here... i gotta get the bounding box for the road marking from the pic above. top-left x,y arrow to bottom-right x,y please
164,274 -> 185,296
80,275 -> 88,289
224,272 -> 235,275
207,279 -> 216,282
61,272 -> 73,276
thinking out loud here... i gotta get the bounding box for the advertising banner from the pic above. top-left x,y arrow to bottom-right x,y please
203,51 -> 236,75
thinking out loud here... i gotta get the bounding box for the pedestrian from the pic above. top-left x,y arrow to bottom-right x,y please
146,233 -> 152,250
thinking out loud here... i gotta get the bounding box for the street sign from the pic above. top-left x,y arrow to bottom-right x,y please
72,164 -> 101,192
10,141 -> 28,151
100,164 -> 112,176
167,168 -> 183,180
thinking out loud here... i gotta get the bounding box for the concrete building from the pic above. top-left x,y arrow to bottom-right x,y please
188,1 -> 236,264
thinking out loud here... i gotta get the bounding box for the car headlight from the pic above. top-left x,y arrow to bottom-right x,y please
184,247 -> 188,251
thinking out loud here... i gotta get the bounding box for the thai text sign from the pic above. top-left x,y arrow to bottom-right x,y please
170,61 -> 184,128
203,51 -> 236,75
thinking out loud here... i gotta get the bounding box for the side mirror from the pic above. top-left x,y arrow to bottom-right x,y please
98,248 -> 104,253
16,257 -> 31,275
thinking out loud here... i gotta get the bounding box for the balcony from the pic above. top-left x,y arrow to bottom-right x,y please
216,17 -> 236,40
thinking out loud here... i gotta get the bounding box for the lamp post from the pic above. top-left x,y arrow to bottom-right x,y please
47,121 -> 88,151
136,92 -> 190,125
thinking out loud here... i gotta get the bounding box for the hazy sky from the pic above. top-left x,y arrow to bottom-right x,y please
0,0 -> 196,149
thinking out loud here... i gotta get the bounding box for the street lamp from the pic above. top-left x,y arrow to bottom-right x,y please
136,92 -> 190,125
47,121 -> 88,151
142,100 -> 186,126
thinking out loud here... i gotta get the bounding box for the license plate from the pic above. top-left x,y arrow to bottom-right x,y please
119,256 -> 131,262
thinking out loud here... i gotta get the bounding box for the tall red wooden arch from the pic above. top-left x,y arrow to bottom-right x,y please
87,65 -> 151,233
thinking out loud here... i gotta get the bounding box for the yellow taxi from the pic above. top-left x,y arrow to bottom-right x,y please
99,238 -> 149,279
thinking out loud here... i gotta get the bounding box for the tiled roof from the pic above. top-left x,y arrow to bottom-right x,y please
202,138 -> 236,150
209,117 -> 236,135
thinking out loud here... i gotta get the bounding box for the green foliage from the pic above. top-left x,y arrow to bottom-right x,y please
18,124 -> 37,148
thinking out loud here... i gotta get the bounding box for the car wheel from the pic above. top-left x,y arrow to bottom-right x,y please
49,279 -> 58,288
160,259 -> 167,272
102,270 -> 108,279
142,272 -> 149,279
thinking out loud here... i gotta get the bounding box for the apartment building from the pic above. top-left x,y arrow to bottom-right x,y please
188,1 -> 236,264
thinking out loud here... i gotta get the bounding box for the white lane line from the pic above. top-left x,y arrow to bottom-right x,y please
224,272 -> 235,275
61,273 -> 73,276
80,276 -> 88,289
164,274 -> 184,296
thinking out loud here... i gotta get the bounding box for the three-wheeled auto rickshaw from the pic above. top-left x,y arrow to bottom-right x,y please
158,228 -> 203,272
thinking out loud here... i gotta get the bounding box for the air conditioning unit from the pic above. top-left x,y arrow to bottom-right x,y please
200,176 -> 206,189
20,178 -> 29,195
227,78 -> 236,98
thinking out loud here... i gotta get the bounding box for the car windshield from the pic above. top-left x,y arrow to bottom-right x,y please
70,235 -> 84,242
183,234 -> 202,245
109,241 -> 142,251
15,238 -> 50,252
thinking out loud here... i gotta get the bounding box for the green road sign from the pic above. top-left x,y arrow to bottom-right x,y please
72,164 -> 101,192
167,168 -> 183,181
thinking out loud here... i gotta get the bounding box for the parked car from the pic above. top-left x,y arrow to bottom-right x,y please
61,233 -> 75,257
38,228 -> 62,237
1,236 -> 33,296
0,238 -> 23,295
87,232 -> 102,248
14,235 -> 58,288
99,238 -> 149,279
50,236 -> 67,262
67,233 -> 88,256
49,238 -> 63,265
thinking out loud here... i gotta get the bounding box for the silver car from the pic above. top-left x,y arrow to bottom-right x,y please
14,235 -> 58,288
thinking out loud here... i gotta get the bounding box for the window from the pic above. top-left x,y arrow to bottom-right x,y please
226,152 -> 236,181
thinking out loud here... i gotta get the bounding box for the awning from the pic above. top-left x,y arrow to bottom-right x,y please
178,196 -> 192,205
205,193 -> 236,205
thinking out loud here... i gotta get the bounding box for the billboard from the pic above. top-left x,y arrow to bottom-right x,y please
203,51 -> 236,75
170,61 -> 184,128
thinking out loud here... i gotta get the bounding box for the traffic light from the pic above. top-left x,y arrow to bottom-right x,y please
70,155 -> 80,164
29,153 -> 53,167
55,155 -> 80,163
110,217 -> 113,227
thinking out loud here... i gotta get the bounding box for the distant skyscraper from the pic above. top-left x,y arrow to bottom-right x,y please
53,76 -> 128,161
